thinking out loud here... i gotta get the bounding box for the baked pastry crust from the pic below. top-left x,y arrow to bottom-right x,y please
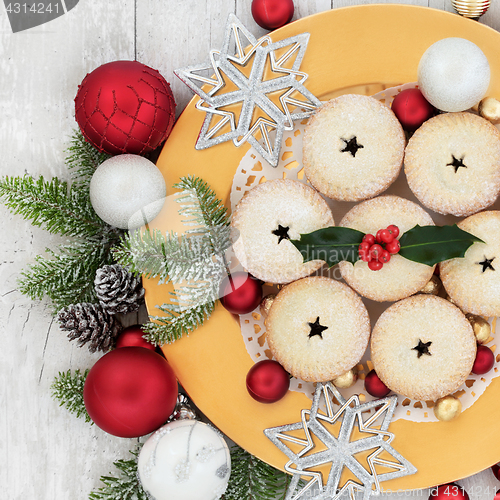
266,276 -> 370,382
404,112 -> 500,217
440,210 -> 500,316
371,295 -> 476,401
338,195 -> 435,302
231,179 -> 334,284
303,94 -> 405,201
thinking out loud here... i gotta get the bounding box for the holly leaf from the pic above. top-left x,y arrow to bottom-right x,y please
399,224 -> 484,266
290,227 -> 365,267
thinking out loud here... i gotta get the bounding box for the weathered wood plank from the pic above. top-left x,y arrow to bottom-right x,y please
0,1 -> 137,498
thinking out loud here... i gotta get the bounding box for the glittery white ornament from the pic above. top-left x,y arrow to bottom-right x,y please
89,154 -> 166,230
138,420 -> 231,500
418,37 -> 490,112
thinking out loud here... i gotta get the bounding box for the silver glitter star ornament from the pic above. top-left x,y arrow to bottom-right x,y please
174,14 -> 321,167
264,382 -> 417,500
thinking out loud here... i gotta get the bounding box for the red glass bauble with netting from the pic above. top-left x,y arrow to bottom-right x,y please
75,60 -> 176,155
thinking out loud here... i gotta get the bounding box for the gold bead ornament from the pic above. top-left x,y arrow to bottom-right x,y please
332,369 -> 358,389
479,97 -> 500,124
452,0 -> 490,19
420,275 -> 441,295
433,395 -> 462,421
259,294 -> 276,318
467,314 -> 491,344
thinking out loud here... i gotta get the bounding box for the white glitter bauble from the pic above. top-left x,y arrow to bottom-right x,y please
418,37 -> 490,112
138,420 -> 231,500
89,154 -> 166,230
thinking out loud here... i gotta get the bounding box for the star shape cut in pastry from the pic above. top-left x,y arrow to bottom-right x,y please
264,382 -> 417,500
308,316 -> 328,339
478,256 -> 495,272
174,14 -> 322,167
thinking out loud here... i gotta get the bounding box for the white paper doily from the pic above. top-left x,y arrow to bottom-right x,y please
230,83 -> 500,423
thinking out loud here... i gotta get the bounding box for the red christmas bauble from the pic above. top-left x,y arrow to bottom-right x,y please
495,490 -> 500,500
391,88 -> 435,131
219,272 -> 263,315
364,369 -> 391,398
115,325 -> 155,351
246,360 -> 290,403
472,345 -> 495,375
492,462 -> 500,481
75,60 -> 176,155
251,0 -> 294,30
84,347 -> 177,437
429,483 -> 469,500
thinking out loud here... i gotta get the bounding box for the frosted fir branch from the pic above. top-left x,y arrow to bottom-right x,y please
0,175 -> 119,240
113,229 -> 170,280
143,300 -> 216,345
89,451 -> 147,500
18,239 -> 115,312
174,175 -> 230,230
51,369 -> 91,423
223,445 -> 294,500
115,227 -> 230,286
66,129 -> 110,189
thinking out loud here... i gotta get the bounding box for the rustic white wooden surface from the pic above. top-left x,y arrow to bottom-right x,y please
2,1 -> 500,499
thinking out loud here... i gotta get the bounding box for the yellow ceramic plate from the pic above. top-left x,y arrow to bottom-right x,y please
146,5 -> 500,490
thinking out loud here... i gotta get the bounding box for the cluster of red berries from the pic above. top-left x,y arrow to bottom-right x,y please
358,225 -> 401,271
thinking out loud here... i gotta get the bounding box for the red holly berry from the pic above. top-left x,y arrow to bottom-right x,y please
379,250 -> 391,264
387,225 -> 400,238
378,228 -> 394,244
362,234 -> 376,246
359,241 -> 371,262
368,260 -> 383,271
386,239 -> 401,254
369,244 -> 384,261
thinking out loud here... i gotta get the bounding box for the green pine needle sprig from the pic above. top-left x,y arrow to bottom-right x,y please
0,131 -> 123,312
113,228 -> 170,281
66,130 -> 110,189
0,175 -> 117,240
174,175 -> 230,231
115,175 -> 231,346
18,239 -> 115,311
51,369 -> 91,423
89,451 -> 147,500
144,299 -> 216,345
223,445 -> 294,500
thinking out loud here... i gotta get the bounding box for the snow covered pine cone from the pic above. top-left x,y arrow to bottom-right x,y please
57,303 -> 122,353
94,264 -> 145,315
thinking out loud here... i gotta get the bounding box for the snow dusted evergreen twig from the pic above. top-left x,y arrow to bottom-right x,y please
51,369 -> 91,423
89,451 -> 147,500
0,131 -> 121,312
115,175 -> 231,346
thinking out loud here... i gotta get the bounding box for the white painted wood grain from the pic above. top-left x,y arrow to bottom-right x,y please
2,1 -> 500,499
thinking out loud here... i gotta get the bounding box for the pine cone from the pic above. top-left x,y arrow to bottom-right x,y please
94,264 -> 145,314
57,303 -> 122,353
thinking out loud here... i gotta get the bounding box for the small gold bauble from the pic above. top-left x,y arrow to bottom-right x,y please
332,369 -> 358,389
434,395 -> 462,421
451,0 -> 490,19
466,314 -> 491,344
259,294 -> 276,318
420,275 -> 441,295
479,97 -> 500,124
